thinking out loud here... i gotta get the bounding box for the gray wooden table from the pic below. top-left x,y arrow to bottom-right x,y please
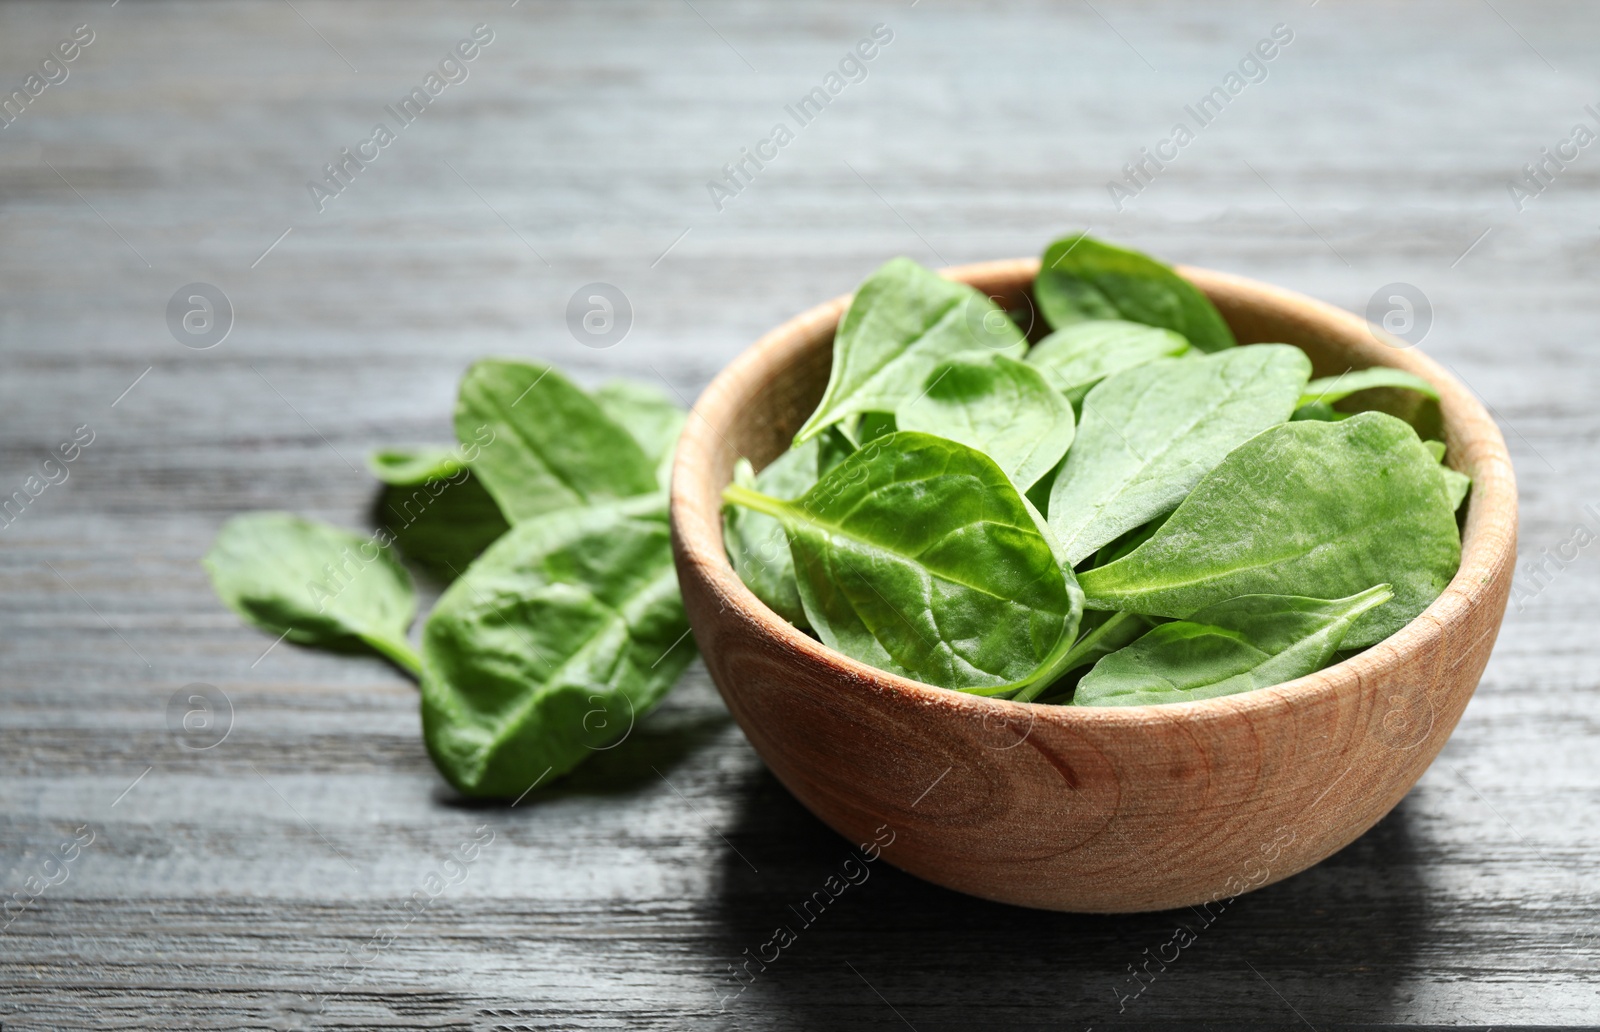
1,1 -> 1595,1028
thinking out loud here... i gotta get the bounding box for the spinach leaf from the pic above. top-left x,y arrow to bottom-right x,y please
420,494 -> 693,798
1047,344 -> 1312,564
1035,234 -> 1236,352
1023,465 -> 1058,520
855,411 -> 898,446
1061,611 -> 1152,670
723,440 -> 823,626
1025,320 -> 1191,406
1355,386 -> 1445,443
1091,512 -> 1169,568
204,512 -> 421,675
1297,367 -> 1438,409
1079,412 -> 1461,648
1290,400 -> 1344,422
1073,586 -> 1393,707
455,359 -> 658,523
1441,467 -> 1471,511
369,447 -> 465,485
374,461 -> 509,581
723,432 -> 1082,695
818,424 -> 859,476
793,258 -> 1026,444
592,379 -> 687,488
1294,367 -> 1443,440
1423,436 -> 1472,511
895,353 -> 1075,490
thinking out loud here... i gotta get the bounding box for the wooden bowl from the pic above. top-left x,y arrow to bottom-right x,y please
668,258 -> 1516,913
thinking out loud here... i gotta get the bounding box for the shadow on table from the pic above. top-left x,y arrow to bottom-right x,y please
702,767 -> 1432,1032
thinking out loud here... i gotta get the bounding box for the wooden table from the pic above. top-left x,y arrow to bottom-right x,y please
1,1 -> 1594,1027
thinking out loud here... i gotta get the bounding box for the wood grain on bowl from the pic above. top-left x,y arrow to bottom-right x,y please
669,258 -> 1517,913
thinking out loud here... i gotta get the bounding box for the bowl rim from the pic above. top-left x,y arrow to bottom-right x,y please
669,257 -> 1517,730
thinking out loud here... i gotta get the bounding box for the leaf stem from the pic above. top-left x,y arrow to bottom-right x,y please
721,482 -> 791,521
362,633 -> 424,681
1066,611 -> 1140,668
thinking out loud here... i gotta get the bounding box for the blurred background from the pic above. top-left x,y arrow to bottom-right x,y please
1,1 -> 1595,1028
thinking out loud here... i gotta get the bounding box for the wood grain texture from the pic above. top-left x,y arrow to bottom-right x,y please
671,258 -> 1516,912
2,0 -> 1598,1027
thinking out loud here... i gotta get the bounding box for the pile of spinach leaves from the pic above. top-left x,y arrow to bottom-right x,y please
203,232 -> 1467,798
205,360 -> 697,798
723,233 -> 1466,707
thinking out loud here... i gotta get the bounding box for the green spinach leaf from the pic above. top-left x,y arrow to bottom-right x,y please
455,359 -> 658,523
1290,400 -> 1344,422
723,432 -> 1082,695
1424,436 -> 1472,510
369,447 -> 465,485
1296,367 -> 1438,409
723,440 -> 823,627
420,494 -> 693,798
818,424 -> 860,476
1025,319 -> 1191,406
1035,234 -> 1236,352
1047,344 -> 1312,564
1440,464 -> 1471,511
1091,512 -> 1169,568
794,258 -> 1026,444
374,458 -> 509,581
204,512 -> 421,675
895,352 -> 1075,490
592,379 -> 687,488
1294,367 -> 1443,440
1079,412 -> 1461,648
1073,586 -> 1393,707
855,411 -> 899,446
